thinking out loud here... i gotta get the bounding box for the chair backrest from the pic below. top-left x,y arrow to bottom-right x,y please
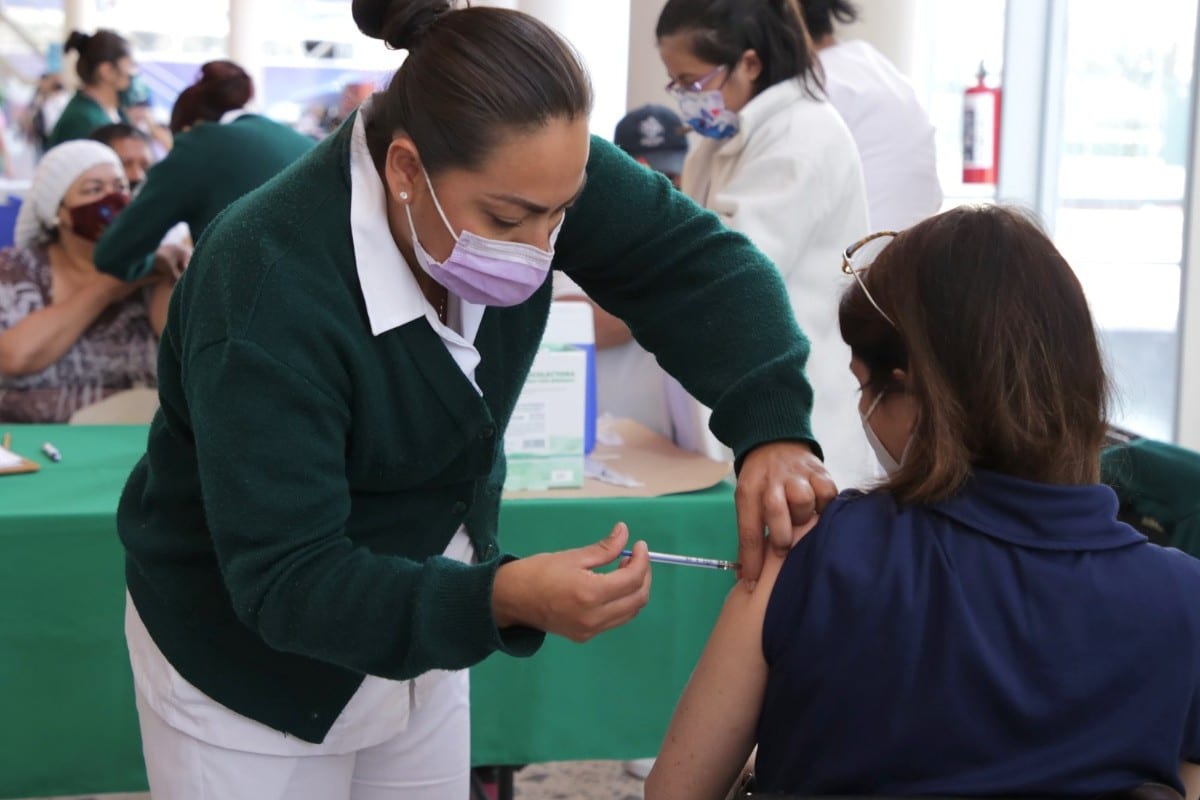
68,388 -> 160,425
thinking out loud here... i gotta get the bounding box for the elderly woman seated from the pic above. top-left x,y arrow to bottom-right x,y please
0,140 -> 181,422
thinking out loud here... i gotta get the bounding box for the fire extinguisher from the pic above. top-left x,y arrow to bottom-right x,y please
963,62 -> 1001,184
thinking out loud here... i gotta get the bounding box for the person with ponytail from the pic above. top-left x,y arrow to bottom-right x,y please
47,29 -> 136,147
114,2 -> 840,796
656,0 -> 873,487
93,60 -> 313,276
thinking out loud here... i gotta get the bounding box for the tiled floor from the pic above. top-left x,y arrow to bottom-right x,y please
30,759 -> 646,800
508,760 -> 645,799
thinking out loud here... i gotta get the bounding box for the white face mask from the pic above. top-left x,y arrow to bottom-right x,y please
860,391 -> 907,475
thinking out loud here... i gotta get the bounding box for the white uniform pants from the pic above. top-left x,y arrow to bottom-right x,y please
134,668 -> 470,800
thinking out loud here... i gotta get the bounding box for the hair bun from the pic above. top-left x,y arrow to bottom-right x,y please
195,59 -> 253,110
64,30 -> 91,54
352,0 -> 454,50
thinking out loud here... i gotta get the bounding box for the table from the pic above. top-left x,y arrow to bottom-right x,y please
0,425 -> 736,799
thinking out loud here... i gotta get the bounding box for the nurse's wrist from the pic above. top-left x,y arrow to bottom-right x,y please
491,560 -> 532,630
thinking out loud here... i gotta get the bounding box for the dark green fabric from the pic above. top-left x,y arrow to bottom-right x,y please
46,90 -> 126,147
1102,438 -> 1200,557
94,114 -> 315,276
116,113 -> 816,743
0,424 -> 735,796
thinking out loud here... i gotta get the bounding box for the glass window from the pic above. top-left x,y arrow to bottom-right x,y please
912,0 -> 1197,441
911,0 -> 1008,208
1054,0 -> 1197,440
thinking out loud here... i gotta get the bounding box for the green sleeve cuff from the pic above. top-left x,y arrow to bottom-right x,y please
492,554 -> 546,658
414,553 -> 545,671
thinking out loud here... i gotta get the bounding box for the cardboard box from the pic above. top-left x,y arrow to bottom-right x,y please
503,345 -> 588,491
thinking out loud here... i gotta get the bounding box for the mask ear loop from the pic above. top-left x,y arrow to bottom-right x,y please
862,389 -> 885,421
420,167 -> 459,244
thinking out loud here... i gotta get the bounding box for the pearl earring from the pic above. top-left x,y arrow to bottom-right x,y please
399,191 -> 409,201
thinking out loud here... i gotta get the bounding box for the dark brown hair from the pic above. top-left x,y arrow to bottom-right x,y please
656,0 -> 823,100
91,122 -> 150,147
169,60 -> 254,134
352,0 -> 593,176
798,0 -> 859,40
64,29 -> 131,86
839,205 -> 1110,503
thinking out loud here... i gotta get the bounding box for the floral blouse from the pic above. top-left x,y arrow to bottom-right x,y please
0,243 -> 157,422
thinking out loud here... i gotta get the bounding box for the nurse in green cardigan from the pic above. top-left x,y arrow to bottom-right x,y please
46,29 -> 134,147
111,1 -> 838,797
94,60 -> 315,276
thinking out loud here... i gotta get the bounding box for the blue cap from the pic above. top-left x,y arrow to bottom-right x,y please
614,104 -> 688,176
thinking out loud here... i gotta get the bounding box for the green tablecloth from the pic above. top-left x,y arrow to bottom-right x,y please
0,425 -> 736,798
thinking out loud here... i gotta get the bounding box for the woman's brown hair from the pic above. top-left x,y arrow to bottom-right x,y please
352,0 -> 593,176
64,29 -> 130,86
839,205 -> 1110,504
169,61 -> 254,134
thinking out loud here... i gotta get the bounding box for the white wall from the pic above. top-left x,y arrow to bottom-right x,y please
626,0 -> 670,112
1178,28 -> 1200,449
517,0 -> 631,140
227,0 -> 266,113
839,0 -> 919,78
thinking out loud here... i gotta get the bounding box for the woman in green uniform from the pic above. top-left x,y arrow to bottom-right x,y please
47,29 -> 135,147
94,60 -> 314,275
112,2 -> 837,797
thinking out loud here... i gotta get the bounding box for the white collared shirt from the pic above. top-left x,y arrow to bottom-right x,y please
348,103 -> 487,393
218,108 -> 252,125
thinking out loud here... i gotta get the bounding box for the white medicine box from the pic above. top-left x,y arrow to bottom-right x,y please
503,344 -> 588,491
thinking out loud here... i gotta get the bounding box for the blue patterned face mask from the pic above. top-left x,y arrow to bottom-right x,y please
118,74 -> 150,108
677,89 -> 739,139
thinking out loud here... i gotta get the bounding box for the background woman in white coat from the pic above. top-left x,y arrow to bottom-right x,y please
657,0 -> 872,487
800,0 -> 942,231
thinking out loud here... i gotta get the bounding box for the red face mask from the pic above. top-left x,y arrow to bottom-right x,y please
66,191 -> 129,242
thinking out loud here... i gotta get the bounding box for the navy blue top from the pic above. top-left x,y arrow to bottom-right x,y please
758,470 -> 1200,796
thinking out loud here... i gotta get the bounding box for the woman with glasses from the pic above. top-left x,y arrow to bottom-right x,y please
656,0 -> 871,486
646,205 -> 1200,800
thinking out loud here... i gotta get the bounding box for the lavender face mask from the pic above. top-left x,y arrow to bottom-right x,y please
406,169 -> 561,307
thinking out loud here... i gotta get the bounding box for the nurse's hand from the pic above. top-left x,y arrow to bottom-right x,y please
492,523 -> 651,642
151,243 -> 191,280
735,441 -> 837,583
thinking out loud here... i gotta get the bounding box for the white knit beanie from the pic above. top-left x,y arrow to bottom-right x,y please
14,140 -> 123,248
